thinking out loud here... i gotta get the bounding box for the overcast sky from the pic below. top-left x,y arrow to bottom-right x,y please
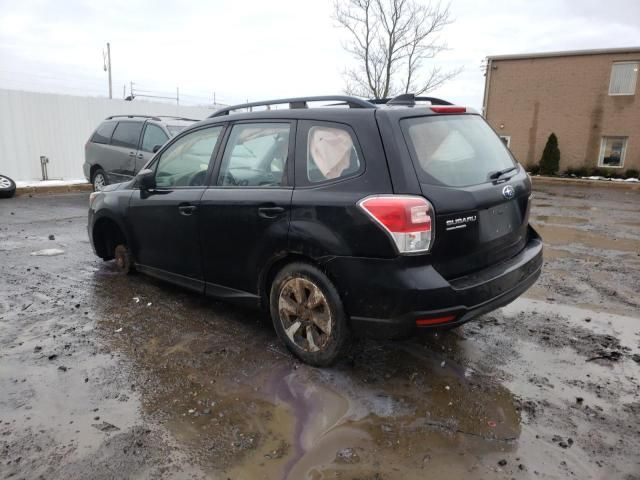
0,0 -> 639,109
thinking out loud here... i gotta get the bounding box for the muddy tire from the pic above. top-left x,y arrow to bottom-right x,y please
270,263 -> 349,367
92,169 -> 108,192
0,174 -> 16,198
114,244 -> 135,275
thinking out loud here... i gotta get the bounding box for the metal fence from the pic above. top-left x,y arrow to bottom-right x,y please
0,88 -> 219,182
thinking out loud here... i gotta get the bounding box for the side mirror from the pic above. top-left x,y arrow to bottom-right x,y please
152,144 -> 162,154
135,168 -> 155,191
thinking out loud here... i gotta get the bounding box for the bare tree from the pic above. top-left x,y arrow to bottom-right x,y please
334,0 -> 460,99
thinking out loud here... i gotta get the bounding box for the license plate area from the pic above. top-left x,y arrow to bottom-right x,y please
479,200 -> 521,242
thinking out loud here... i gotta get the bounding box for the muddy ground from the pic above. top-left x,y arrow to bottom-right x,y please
1,182 -> 639,480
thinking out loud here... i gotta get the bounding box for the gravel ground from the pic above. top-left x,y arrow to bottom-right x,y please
1,183 -> 639,480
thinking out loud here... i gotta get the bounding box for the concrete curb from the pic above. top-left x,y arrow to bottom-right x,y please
531,175 -> 640,190
15,183 -> 93,196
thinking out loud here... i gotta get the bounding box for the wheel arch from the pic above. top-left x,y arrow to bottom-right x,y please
91,214 -> 129,260
258,253 -> 345,313
90,164 -> 105,182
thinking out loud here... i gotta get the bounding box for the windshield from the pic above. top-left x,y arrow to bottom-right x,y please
402,115 -> 516,187
167,125 -> 189,136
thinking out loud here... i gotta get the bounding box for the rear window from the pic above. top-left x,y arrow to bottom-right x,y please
111,121 -> 143,149
91,121 -> 116,144
402,115 -> 516,187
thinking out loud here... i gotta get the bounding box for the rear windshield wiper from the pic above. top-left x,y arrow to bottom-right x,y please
489,166 -> 517,180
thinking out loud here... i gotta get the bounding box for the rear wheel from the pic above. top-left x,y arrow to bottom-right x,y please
92,169 -> 107,191
270,263 -> 349,367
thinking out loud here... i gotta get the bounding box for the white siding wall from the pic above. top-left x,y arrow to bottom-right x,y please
0,89 -> 219,182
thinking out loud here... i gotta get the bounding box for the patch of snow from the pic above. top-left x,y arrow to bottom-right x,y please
31,248 -> 65,256
624,177 -> 639,182
16,179 -> 88,188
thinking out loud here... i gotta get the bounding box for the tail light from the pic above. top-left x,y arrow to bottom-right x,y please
358,195 -> 434,254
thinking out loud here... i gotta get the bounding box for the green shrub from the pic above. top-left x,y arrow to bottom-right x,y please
539,133 -> 560,175
564,166 -> 590,177
528,164 -> 540,175
589,167 -> 623,179
625,168 -> 639,179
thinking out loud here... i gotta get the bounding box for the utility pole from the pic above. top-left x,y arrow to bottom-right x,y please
176,87 -> 179,106
103,43 -> 112,99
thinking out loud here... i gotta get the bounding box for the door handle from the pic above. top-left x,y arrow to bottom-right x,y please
178,204 -> 197,216
137,153 -> 144,159
129,151 -> 136,157
258,206 -> 285,219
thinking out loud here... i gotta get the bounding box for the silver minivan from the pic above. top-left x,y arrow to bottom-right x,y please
84,115 -> 197,190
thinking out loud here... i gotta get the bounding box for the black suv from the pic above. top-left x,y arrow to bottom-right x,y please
88,95 -> 542,366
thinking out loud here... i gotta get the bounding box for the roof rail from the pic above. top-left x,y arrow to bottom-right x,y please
105,114 -> 161,121
155,116 -> 200,122
368,94 -> 453,106
209,95 -> 376,118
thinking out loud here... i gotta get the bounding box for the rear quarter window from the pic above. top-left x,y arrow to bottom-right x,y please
402,115 -> 516,187
306,124 -> 361,183
91,121 -> 116,144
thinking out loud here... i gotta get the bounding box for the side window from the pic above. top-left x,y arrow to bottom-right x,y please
217,123 -> 291,187
91,121 -> 116,144
141,124 -> 169,153
154,126 -> 223,188
111,121 -> 143,149
307,125 -> 361,183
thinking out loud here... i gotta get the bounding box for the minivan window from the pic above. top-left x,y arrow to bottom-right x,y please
91,121 -> 116,144
141,124 -> 169,152
402,115 -> 516,187
217,123 -> 290,187
111,121 -> 143,149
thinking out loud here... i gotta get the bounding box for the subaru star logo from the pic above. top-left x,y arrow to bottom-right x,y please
502,185 -> 515,199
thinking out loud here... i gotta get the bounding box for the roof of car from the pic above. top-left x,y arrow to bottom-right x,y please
104,114 -> 200,123
191,94 -> 458,127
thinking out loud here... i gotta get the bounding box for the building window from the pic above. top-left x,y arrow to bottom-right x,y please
598,137 -> 627,168
608,62 -> 638,95
499,135 -> 511,147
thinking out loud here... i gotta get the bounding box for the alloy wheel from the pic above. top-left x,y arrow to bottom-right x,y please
278,277 -> 332,353
93,173 -> 106,191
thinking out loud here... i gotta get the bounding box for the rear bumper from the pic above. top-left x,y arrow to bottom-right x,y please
324,226 -> 543,339
83,162 -> 91,182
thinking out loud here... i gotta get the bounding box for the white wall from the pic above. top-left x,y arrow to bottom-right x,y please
0,89 -> 220,182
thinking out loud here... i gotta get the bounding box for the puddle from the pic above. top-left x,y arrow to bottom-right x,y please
535,224 -> 640,252
532,215 -> 588,225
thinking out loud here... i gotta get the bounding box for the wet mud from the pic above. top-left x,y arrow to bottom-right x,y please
1,184 -> 639,479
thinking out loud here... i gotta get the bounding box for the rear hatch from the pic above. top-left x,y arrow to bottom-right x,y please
400,114 -> 531,279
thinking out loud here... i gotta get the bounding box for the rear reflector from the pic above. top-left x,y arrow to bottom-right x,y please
430,106 -> 466,113
416,315 -> 455,326
358,195 -> 434,254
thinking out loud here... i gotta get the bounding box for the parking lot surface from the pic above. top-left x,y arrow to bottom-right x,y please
1,183 -> 639,479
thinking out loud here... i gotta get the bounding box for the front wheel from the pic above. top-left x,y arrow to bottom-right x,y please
114,244 -> 135,275
270,263 -> 349,367
92,169 -> 108,191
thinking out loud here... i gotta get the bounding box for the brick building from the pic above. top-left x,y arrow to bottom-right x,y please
482,47 -> 640,173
